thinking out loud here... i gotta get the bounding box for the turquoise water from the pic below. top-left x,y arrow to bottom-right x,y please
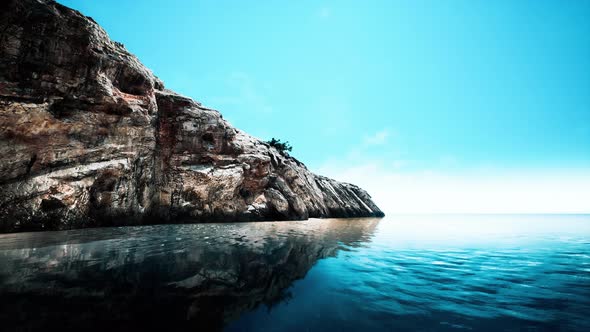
229,215 -> 590,331
1,215 -> 589,331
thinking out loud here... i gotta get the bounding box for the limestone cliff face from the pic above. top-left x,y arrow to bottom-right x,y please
0,0 -> 384,232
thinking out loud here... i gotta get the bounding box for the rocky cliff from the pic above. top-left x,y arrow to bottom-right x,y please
0,0 -> 383,232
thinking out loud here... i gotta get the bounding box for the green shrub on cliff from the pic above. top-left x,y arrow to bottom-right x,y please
266,138 -> 292,154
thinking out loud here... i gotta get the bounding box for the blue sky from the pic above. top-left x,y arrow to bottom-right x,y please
59,0 -> 590,212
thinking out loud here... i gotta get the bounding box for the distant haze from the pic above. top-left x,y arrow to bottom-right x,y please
319,164 -> 590,214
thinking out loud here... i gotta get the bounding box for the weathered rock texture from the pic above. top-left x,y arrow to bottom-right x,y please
0,0 -> 383,232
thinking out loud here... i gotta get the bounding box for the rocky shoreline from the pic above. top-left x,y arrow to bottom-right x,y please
0,0 -> 383,232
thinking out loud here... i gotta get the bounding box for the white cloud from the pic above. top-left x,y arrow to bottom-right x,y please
316,161 -> 590,214
344,129 -> 393,159
318,128 -> 590,214
363,129 -> 390,146
209,72 -> 273,113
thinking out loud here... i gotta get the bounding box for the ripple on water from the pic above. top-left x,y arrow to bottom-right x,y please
1,215 -> 590,331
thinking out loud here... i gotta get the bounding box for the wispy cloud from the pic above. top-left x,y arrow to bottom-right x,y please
344,128 -> 394,160
319,129 -> 590,214
363,129 -> 390,146
209,72 -> 273,113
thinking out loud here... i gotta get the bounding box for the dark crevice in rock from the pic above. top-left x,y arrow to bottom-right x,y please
25,154 -> 37,175
40,197 -> 66,211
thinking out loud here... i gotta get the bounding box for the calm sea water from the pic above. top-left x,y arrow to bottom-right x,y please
0,215 -> 589,331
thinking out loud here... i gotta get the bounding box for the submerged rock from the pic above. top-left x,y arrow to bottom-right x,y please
0,0 -> 384,232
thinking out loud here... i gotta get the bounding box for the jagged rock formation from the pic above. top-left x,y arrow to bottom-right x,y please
0,218 -> 381,331
0,0 -> 383,232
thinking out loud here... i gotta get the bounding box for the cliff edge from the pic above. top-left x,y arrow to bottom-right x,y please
0,0 -> 384,232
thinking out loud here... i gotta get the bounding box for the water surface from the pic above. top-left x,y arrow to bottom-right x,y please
1,215 -> 589,331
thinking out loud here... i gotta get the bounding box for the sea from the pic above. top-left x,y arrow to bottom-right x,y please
0,215 -> 588,331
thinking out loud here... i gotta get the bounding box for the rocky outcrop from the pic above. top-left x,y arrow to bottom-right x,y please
0,218 -> 381,331
0,0 -> 383,232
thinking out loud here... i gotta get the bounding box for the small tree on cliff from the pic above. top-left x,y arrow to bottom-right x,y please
265,138 -> 292,154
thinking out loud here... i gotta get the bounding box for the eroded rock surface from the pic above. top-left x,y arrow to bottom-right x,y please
0,0 -> 383,232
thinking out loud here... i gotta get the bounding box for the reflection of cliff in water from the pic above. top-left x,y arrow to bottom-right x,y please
0,218 -> 380,331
